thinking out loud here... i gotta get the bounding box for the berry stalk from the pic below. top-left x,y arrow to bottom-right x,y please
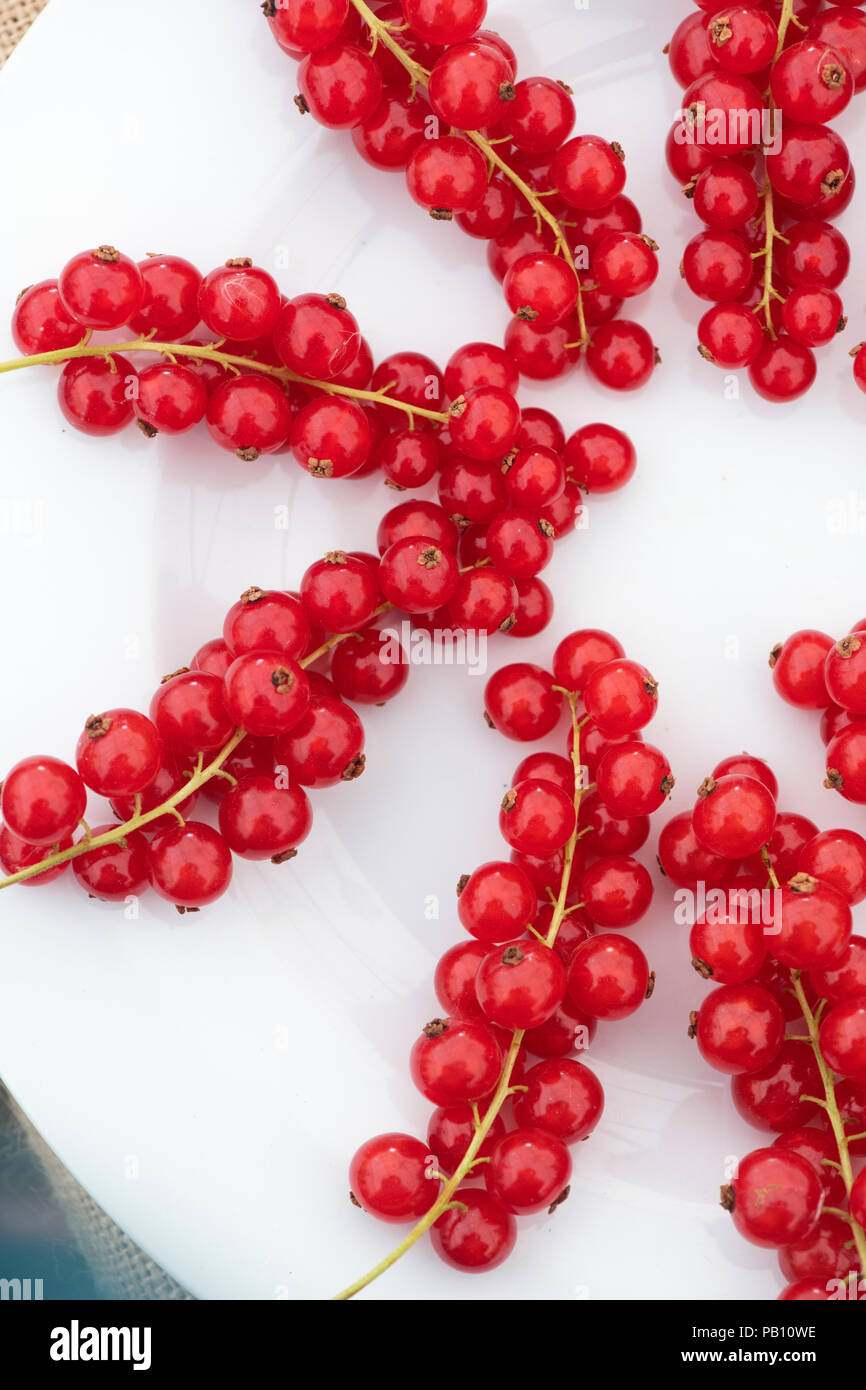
752,0 -> 796,337
0,336 -> 451,426
333,689 -> 587,1301
763,851 -> 866,1276
348,0 -> 588,345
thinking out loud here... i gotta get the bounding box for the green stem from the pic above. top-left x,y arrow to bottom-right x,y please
752,0 -> 795,339
333,690 -> 590,1300
348,0 -> 588,346
0,337 -> 451,425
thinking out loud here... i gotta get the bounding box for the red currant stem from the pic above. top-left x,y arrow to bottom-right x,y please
762,849 -> 866,1273
0,338 -> 451,426
823,1206 -> 857,1224
752,0 -> 796,339
332,692 -> 588,1301
347,0 -> 588,346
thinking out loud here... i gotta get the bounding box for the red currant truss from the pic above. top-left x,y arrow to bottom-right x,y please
666,1 -> 859,400
338,632 -> 668,1296
264,0 -> 658,384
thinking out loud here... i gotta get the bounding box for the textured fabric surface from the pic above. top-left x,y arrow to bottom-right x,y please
0,0 -> 49,65
2,1082 -> 192,1300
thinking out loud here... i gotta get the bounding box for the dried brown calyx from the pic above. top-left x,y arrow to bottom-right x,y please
548,1185 -> 570,1214
324,550 -> 348,566
825,768 -> 844,791
418,545 -> 443,569
697,776 -> 717,799
326,293 -> 347,310
501,789 -> 518,813
271,849 -> 298,865
769,642 -> 782,669
692,958 -> 713,981
241,586 -> 265,604
160,667 -> 190,684
225,257 -> 253,268
342,756 -> 366,781
821,169 -> 846,197
294,94 -> 309,114
835,634 -> 862,660
646,971 -> 657,999
719,1185 -> 735,1213
822,62 -> 846,89
85,714 -> 111,740
135,419 -> 158,438
271,666 -> 295,693
430,208 -> 453,221
611,141 -> 625,162
710,19 -> 733,45
687,1010 -> 699,1039
308,458 -> 334,477
236,447 -> 260,462
423,1018 -> 449,1039
502,944 -> 525,966
788,872 -> 817,895
456,873 -> 470,896
94,245 -> 120,263
661,774 -> 676,796
516,305 -> 539,322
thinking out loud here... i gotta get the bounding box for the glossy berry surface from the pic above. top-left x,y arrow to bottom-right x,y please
693,983 -> 785,1075
485,1126 -> 572,1219
147,820 -> 233,909
724,1148 -> 823,1248
72,825 -> 149,902
274,292 -> 360,380
1,755 -> 86,847
11,279 -> 83,356
58,355 -> 135,436
498,779 -> 575,858
476,939 -> 566,1030
198,260 -> 280,341
427,1105 -> 505,1175
349,1132 -> 438,1223
58,246 -> 143,330
513,1058 -> 604,1144
274,696 -> 364,787
223,652 -> 310,738
484,663 -> 562,742
457,860 -> 536,945
298,41 -> 383,129
819,997 -> 866,1080
430,1188 -> 516,1272
218,774 -> 312,861
75,709 -> 163,798
206,375 -> 292,459
409,1017 -> 502,1106
584,659 -> 658,737
692,774 -> 776,859
566,934 -> 650,1021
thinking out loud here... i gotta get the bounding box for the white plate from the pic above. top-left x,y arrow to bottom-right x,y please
0,0 -> 864,1300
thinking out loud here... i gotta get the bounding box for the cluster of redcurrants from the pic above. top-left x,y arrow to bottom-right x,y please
265,0 -> 659,391
667,1 -> 865,401
772,619 -> 866,806
0,564 -> 417,906
659,746 -> 866,1299
348,629 -> 670,1276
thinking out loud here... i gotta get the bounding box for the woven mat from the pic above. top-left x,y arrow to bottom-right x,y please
0,0 -> 48,64
0,3 -> 193,1297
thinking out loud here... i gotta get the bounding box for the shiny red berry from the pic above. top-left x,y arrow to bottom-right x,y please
724,1148 -> 823,1248
1,755 -> 86,846
410,1017 -> 502,1106
692,774 -> 777,859
75,709 -> 163,798
566,934 -> 650,1020
693,983 -> 785,1075
147,821 -> 233,908
58,246 -> 143,329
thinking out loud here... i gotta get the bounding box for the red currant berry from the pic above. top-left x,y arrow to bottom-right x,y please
502,446 -> 565,512
693,774 -> 776,859
772,629 -> 834,707
505,576 -> 554,638
0,824 -> 73,886
274,292 -> 360,380
551,630 -> 623,694
430,1188 -> 516,1272
406,136 -> 487,216
724,1148 -> 823,1247
329,629 -> 408,704
771,40 -> 853,123
767,123 -> 851,207
217,773 -> 312,861
300,551 -> 378,632
487,216 -> 551,283
298,41 -> 383,127
134,363 -> 207,435
438,456 -> 507,527
819,996 -> 866,1080
513,1057 -> 603,1144
732,1041 -> 823,1133
197,259 -> 279,341
149,669 -> 234,755
498,778 -> 575,858
58,246 -> 143,330
681,72 -> 765,156
206,374 -> 291,459
448,566 -> 517,635
72,825 -> 149,902
658,811 -> 732,890
690,891 -> 769,985
456,175 -> 517,238
552,135 -> 626,210
682,230 -> 754,301
486,1126 -> 571,1215
503,315 -> 582,381
780,1212 -> 861,1285
523,992 -> 597,1058
223,588 -> 310,661
224,652 -> 310,737
505,76 -> 574,151
147,821 -> 233,909
771,878 -> 852,970
825,632 -> 866,714
476,938 -> 566,1030
564,424 -> 635,494
567,933 -> 650,1020
1,755 -> 86,846
428,40 -> 512,129
693,983 -> 785,1074
351,89 -> 428,169
668,12 -> 714,86
484,662 -> 562,741
11,280 -> 83,356
697,301 -> 765,368
370,350 -> 444,427
378,535 -> 458,613
427,1105 -> 505,1175
378,430 -> 441,489
580,855 -> 653,929
692,161 -> 759,229
444,342 -> 519,399
591,232 -> 659,299
402,0 -> 486,44
486,509 -> 554,579
434,940 -> 487,1020
274,694 -> 365,787
781,284 -> 845,349
782,219 -> 850,288
264,0 -> 350,54
448,385 -> 520,461
376,499 -> 459,554
349,1132 -> 437,1223
706,6 -> 779,72
825,723 -> 866,803
457,860 -> 536,945
75,710 -> 163,798
811,933 -> 866,1006
292,395 -> 372,479
410,1017 -> 502,1106
596,741 -> 673,818
584,659 -> 658,737
585,320 -> 656,391
503,253 -> 578,330
580,793 -> 650,857
58,355 -> 135,436
124,253 -> 202,339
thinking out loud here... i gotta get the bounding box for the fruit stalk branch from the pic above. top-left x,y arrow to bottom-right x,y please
763,851 -> 866,1275
332,689 -> 587,1301
348,0 -> 588,345
753,0 -> 795,337
0,337 -> 451,426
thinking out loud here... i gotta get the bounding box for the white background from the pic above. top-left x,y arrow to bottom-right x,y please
0,0 -> 863,1300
